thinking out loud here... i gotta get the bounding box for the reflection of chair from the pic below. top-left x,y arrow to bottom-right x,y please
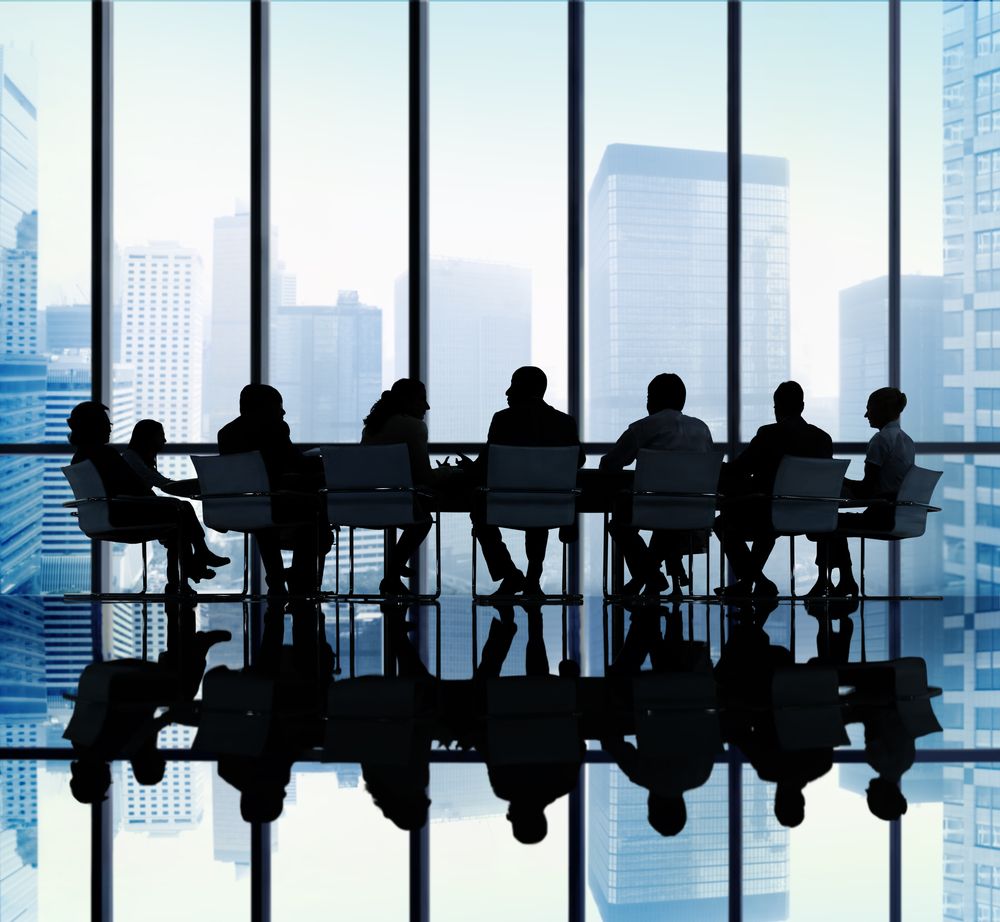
632,671 -> 722,758
193,666 -> 275,758
192,451 -> 280,597
324,678 -> 421,764
769,456 -> 850,596
473,445 -> 581,600
839,657 -> 942,740
833,466 -> 942,598
603,450 -> 724,599
321,444 -> 440,599
485,677 -> 579,764
63,460 -> 184,596
770,665 -> 850,750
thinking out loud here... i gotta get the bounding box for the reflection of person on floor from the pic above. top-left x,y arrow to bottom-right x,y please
214,601 -> 333,822
716,601 -> 832,827
601,604 -> 719,836
360,603 -> 436,831
66,599 -> 229,804
473,604 -> 583,844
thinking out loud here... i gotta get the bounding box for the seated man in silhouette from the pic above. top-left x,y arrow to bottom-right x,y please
217,384 -> 332,595
468,366 -> 583,596
713,381 -> 832,597
600,373 -> 714,596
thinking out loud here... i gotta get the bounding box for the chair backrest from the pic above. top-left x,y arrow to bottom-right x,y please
486,445 -> 579,529
322,444 -> 417,529
192,452 -> 274,532
771,456 -> 850,535
770,665 -> 850,750
486,677 -> 579,765
62,461 -> 114,535
632,450 -> 724,531
890,466 -> 942,538
632,672 -> 722,759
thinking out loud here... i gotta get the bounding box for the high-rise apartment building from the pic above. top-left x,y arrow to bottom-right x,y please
119,243 -> 204,442
588,144 -> 789,441
42,303 -> 89,355
396,258 -> 532,440
271,291 -> 382,442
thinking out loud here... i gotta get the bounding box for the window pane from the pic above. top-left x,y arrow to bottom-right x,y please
428,2 -> 567,442
430,764 -> 568,920
1,4 -> 91,446
901,2 -> 960,442
586,763 -> 729,919
744,2 -> 887,442
270,1 -> 405,443
586,1 -> 726,443
113,2 -> 249,445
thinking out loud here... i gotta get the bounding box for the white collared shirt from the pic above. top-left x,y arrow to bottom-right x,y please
866,419 -> 915,494
600,408 -> 714,471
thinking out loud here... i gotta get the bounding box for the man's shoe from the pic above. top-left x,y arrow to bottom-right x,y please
834,575 -> 860,597
619,576 -> 646,596
201,550 -> 231,568
522,578 -> 543,598
642,572 -> 670,597
379,575 -> 411,597
805,577 -> 832,599
715,579 -> 754,599
491,569 -> 525,598
753,576 -> 779,598
164,581 -> 196,597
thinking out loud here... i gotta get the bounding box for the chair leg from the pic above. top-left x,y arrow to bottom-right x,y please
349,528 -> 356,596
562,540 -> 568,598
789,536 -> 796,598
434,513 -> 442,599
141,542 -> 148,594
334,527 -> 340,596
141,600 -> 148,662
241,532 -> 249,597
471,528 -> 478,598
860,537 -> 866,598
602,512 -> 609,599
705,535 -> 711,600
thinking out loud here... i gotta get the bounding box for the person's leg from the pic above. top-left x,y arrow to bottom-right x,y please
608,518 -> 654,585
389,521 -> 432,578
471,510 -> 520,583
254,530 -> 287,594
525,605 -> 550,676
714,513 -> 754,586
524,528 -> 549,586
748,533 -> 777,594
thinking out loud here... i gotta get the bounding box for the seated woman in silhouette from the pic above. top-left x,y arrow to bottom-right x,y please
810,387 -> 914,597
361,379 -> 455,595
67,401 -> 229,591
120,419 -> 199,497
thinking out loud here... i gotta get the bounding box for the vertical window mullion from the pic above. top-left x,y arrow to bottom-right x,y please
726,0 -> 741,458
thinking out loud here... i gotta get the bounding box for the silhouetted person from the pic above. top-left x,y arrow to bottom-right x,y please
811,387 -> 914,598
121,419 -> 198,498
213,601 -> 334,822
68,402 -> 226,593
66,599 -> 229,803
804,595 -> 858,666
714,381 -> 832,597
362,379 -> 455,596
601,603 -> 719,837
468,367 -> 583,596
715,601 -> 833,827
600,373 -> 714,596
217,384 -> 332,595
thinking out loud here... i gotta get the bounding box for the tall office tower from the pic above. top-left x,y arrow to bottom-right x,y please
395,258 -> 532,440
119,244 -> 204,442
119,726 -> 203,832
839,276 -> 948,595
212,771 -> 250,876
588,144 -> 789,440
271,291 -> 382,442
0,47 -> 42,595
42,304 -> 89,355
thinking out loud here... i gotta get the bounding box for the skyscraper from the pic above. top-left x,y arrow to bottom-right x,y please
588,144 -> 789,441
271,291 -> 382,442
396,258 -> 532,440
118,243 -> 204,442
42,303 -> 89,355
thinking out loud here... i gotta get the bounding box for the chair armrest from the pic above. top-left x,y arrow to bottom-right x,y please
769,494 -> 846,504
189,490 -> 277,500
476,486 -> 583,496
321,486 -> 414,495
632,490 -> 719,499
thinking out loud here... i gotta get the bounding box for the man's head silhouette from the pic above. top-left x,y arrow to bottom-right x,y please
772,381 -> 805,422
647,373 -> 686,414
506,366 -> 547,405
647,792 -> 687,836
67,401 -> 111,447
866,776 -> 908,821
507,801 -> 548,844
774,782 -> 805,827
239,384 -> 284,422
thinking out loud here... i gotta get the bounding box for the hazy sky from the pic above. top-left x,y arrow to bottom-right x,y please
5,0 -> 945,420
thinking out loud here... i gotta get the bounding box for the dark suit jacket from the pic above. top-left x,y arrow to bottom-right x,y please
72,445 -> 152,498
473,398 -> 584,481
724,417 -> 833,496
217,415 -> 315,489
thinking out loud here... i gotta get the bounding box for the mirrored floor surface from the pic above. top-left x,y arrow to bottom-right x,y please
1,593 -> 993,920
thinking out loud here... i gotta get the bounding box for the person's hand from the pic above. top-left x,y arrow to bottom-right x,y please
436,456 -> 451,469
457,453 -> 474,469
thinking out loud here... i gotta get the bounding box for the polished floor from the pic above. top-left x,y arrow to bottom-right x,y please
0,590 -> 989,920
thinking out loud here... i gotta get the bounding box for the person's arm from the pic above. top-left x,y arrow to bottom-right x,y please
408,419 -> 437,487
599,427 -> 639,472
846,434 -> 886,499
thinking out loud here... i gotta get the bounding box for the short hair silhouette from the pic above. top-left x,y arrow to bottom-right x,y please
240,788 -> 285,823
129,419 -> 165,451
508,802 -> 548,844
774,783 -> 805,827
69,759 -> 112,804
648,373 -> 686,412
130,750 -> 166,786
647,792 -> 687,836
66,401 -> 110,446
509,366 -> 547,399
239,383 -> 283,414
773,381 -> 805,418
866,777 -> 907,821
868,386 -> 907,420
